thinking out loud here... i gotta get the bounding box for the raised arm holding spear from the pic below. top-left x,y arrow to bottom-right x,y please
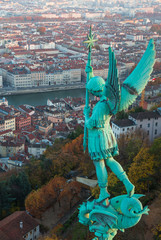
83,26 -> 97,152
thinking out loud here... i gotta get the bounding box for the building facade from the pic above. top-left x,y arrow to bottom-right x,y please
28,144 -> 46,157
112,109 -> 161,142
128,110 -> 161,142
16,114 -> 31,130
112,119 -> 136,139
0,66 -> 82,88
0,141 -> 24,157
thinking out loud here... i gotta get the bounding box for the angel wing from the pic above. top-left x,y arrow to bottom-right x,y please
103,47 -> 121,115
89,209 -> 118,229
119,39 -> 155,111
104,40 -> 155,114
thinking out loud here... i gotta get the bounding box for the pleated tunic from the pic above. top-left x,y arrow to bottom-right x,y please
86,96 -> 119,161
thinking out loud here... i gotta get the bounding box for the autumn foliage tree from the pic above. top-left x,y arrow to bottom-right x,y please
37,26 -> 46,35
150,24 -> 161,34
59,181 -> 82,210
128,148 -> 155,193
25,176 -> 66,218
25,175 -> 82,218
24,134 -> 93,191
63,134 -> 94,176
153,62 -> 161,73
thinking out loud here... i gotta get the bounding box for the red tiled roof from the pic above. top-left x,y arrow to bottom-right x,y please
0,230 -> 10,240
0,129 -> 12,135
0,211 -> 39,240
27,133 -> 35,140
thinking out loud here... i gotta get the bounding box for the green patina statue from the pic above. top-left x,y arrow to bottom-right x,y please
79,27 -> 156,240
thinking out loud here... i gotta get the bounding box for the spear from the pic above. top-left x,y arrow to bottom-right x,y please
83,26 -> 98,152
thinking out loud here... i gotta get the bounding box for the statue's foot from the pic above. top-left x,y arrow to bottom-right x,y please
123,179 -> 135,197
96,188 -> 110,203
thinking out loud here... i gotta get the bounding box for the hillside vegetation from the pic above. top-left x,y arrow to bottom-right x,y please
0,131 -> 161,239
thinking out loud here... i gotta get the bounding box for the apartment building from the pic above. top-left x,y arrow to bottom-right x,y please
112,119 -> 136,139
112,108 -> 161,142
128,110 -> 161,142
16,114 -> 31,130
0,116 -> 16,132
4,116 -> 15,131
0,141 -> 24,157
0,66 -> 82,88
28,144 -> 46,157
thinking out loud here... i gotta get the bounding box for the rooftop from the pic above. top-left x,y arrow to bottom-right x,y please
0,211 -> 39,240
129,111 -> 161,120
112,119 -> 136,127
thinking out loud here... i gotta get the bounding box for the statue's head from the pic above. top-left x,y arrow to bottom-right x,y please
87,76 -> 105,97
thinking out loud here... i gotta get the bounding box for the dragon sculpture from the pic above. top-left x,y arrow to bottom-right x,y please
79,194 -> 149,240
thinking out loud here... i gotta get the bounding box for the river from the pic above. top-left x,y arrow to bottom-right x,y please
6,88 -> 86,107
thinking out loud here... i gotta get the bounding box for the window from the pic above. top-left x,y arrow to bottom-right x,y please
123,128 -> 125,131
155,130 -> 157,135
140,124 -> 142,128
147,130 -> 149,135
155,122 -> 158,126
148,123 -> 150,128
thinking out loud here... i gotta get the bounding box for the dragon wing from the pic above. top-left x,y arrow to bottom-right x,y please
119,39 -> 156,111
89,209 -> 117,229
103,47 -> 121,115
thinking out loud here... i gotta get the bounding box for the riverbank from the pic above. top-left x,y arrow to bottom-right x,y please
0,83 -> 86,97
4,87 -> 86,107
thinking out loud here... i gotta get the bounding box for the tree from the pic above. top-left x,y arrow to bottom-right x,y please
149,137 -> 161,184
25,176 -> 66,218
37,26 -> 46,35
38,235 -> 58,240
150,24 -> 161,35
68,125 -> 83,140
0,181 -> 15,219
59,181 -> 82,210
8,171 -> 31,206
116,110 -> 128,120
128,148 -> 155,193
117,129 -> 149,168
154,62 -> 161,72
129,106 -> 145,113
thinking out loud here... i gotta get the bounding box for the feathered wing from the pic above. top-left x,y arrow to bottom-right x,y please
89,209 -> 117,229
103,47 -> 121,115
119,39 -> 156,111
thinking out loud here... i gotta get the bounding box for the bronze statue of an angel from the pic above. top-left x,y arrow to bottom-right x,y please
84,39 -> 155,202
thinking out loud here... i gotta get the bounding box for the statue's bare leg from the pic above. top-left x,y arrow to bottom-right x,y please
105,157 -> 135,197
93,160 -> 110,202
